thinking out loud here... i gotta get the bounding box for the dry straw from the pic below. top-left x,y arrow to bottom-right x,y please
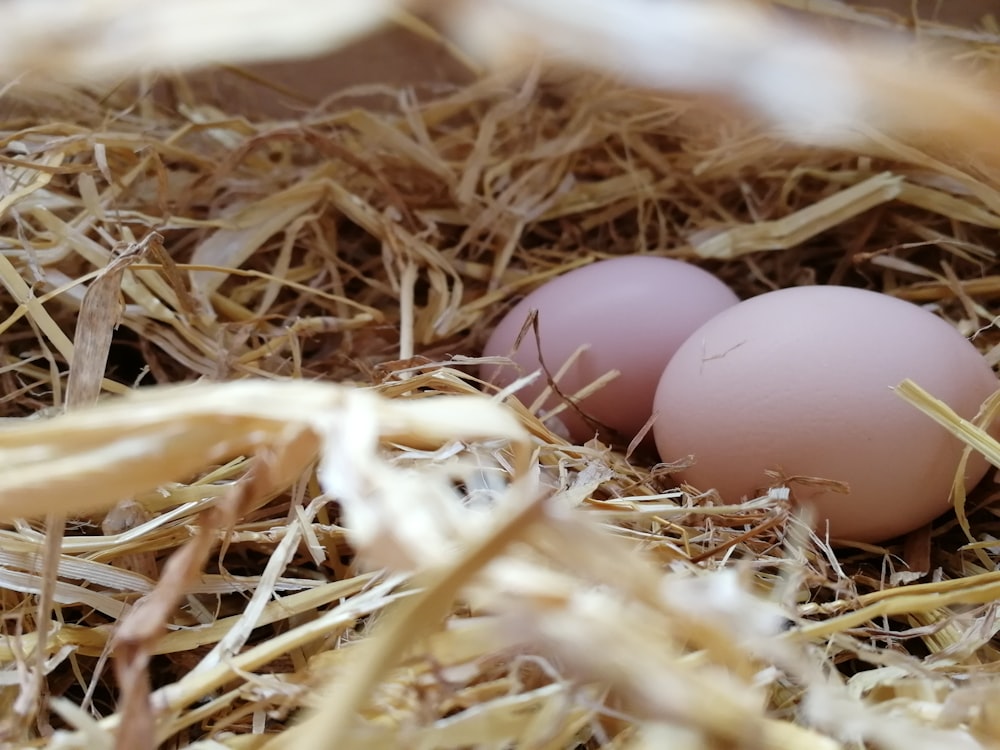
1,0 -> 1000,748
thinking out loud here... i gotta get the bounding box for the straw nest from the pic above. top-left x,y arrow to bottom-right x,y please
2,1 -> 1000,748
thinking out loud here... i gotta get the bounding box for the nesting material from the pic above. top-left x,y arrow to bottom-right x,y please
1,1 -> 1000,749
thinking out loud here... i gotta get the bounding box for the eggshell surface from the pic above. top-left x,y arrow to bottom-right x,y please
482,256 -> 739,443
652,285 -> 998,543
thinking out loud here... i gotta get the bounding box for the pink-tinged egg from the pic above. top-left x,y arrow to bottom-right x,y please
652,285 -> 998,543
482,256 -> 739,443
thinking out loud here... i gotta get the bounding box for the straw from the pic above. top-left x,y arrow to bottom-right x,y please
0,1 -> 999,748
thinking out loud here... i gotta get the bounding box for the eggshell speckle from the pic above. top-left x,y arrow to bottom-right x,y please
482,256 -> 739,443
652,285 -> 998,543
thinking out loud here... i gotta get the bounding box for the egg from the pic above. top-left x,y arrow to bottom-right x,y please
482,256 -> 739,443
652,285 -> 998,543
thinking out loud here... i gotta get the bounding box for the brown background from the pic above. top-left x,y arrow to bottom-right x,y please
861,0 -> 992,25
178,2 -> 997,119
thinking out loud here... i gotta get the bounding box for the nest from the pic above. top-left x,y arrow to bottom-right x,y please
2,1 -> 1000,748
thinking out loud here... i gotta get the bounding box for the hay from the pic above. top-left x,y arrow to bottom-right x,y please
0,1 -> 1000,748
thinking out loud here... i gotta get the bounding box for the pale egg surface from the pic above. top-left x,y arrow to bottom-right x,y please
482,256 -> 739,443
652,285 -> 997,543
